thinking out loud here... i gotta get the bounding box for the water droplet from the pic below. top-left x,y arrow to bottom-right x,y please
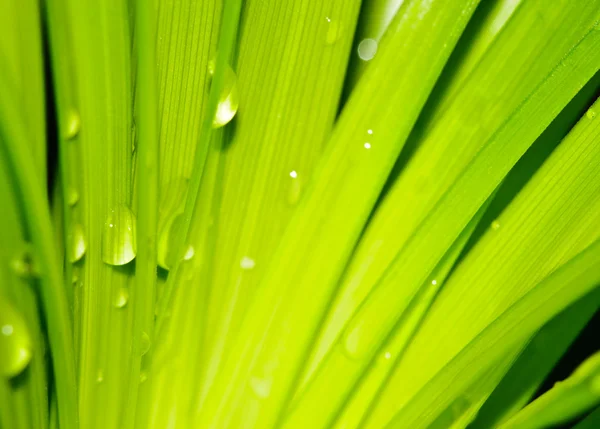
96,370 -> 104,383
67,188 -> 79,206
357,39 -> 378,61
68,224 -> 87,263
157,213 -> 185,270
0,300 -> 32,377
10,245 -> 37,278
367,129 -> 373,135
287,171 -> 303,206
325,17 -> 342,45
140,332 -> 151,356
364,142 -> 371,149
102,206 -> 137,266
240,256 -> 255,270
431,279 -> 437,285
208,62 -> 239,128
183,245 -> 195,261
586,108 -> 597,120
114,288 -> 129,309
384,351 -> 392,360
343,319 -> 366,359
491,220 -> 501,230
65,110 -> 81,140
140,372 -> 148,383
250,376 -> 272,399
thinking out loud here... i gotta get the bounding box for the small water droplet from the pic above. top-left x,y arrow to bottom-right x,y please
325,17 -> 342,45
67,188 -> 79,206
10,245 -> 37,278
240,256 -> 255,270
96,370 -> 104,383
102,206 -> 137,266
491,220 -> 501,230
65,110 -> 81,140
157,213 -> 185,270
140,332 -> 151,356
357,38 -> 378,61
250,376 -> 272,399
367,129 -> 373,135
287,171 -> 303,206
586,108 -> 597,120
114,288 -> 129,309
343,319 -> 366,359
384,351 -> 392,360
68,224 -> 87,263
431,279 -> 437,285
140,372 -> 148,383
364,142 -> 371,149
0,301 -> 32,377
208,62 -> 239,128
183,245 -> 195,261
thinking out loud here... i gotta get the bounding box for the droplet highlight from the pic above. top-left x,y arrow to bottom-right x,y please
287,171 -> 303,206
183,245 -> 195,261
357,38 -> 378,61
102,206 -> 137,266
491,220 -> 501,230
0,299 -> 33,377
68,224 -> 87,263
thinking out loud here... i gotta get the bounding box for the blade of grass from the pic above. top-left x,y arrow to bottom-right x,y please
574,407 -> 600,429
196,0 -> 363,414
198,1 -> 482,427
470,293 -> 600,428
369,94 -> 600,427
384,244 -> 600,428
0,67 -> 76,429
290,3 -> 600,426
499,351 -> 600,429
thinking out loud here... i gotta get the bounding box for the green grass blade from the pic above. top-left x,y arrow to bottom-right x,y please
471,293 -> 600,428
499,351 -> 600,429
0,69 -> 76,429
198,1 -> 481,427
369,93 -> 600,427
574,407 -> 600,429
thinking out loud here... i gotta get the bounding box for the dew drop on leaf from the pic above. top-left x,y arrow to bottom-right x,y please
102,205 -> 137,266
586,108 -> 597,120
140,332 -> 151,356
357,38 -> 378,61
114,288 -> 129,309
67,188 -> 79,206
287,171 -> 303,205
65,110 -> 81,140
157,213 -> 185,270
240,256 -> 256,270
68,224 -> 87,263
10,245 -> 38,278
491,220 -> 501,230
325,17 -> 342,45
96,369 -> 104,383
208,60 -> 239,128
250,376 -> 272,399
183,245 -> 195,261
0,299 -> 33,377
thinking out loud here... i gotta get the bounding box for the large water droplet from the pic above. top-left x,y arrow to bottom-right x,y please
140,332 -> 151,356
157,213 -> 185,270
208,61 -> 239,128
68,224 -> 87,263
325,17 -> 342,45
0,299 -> 33,377
357,38 -> 378,61
65,110 -> 81,140
67,188 -> 79,206
102,206 -> 137,266
250,376 -> 272,399
114,288 -> 129,309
